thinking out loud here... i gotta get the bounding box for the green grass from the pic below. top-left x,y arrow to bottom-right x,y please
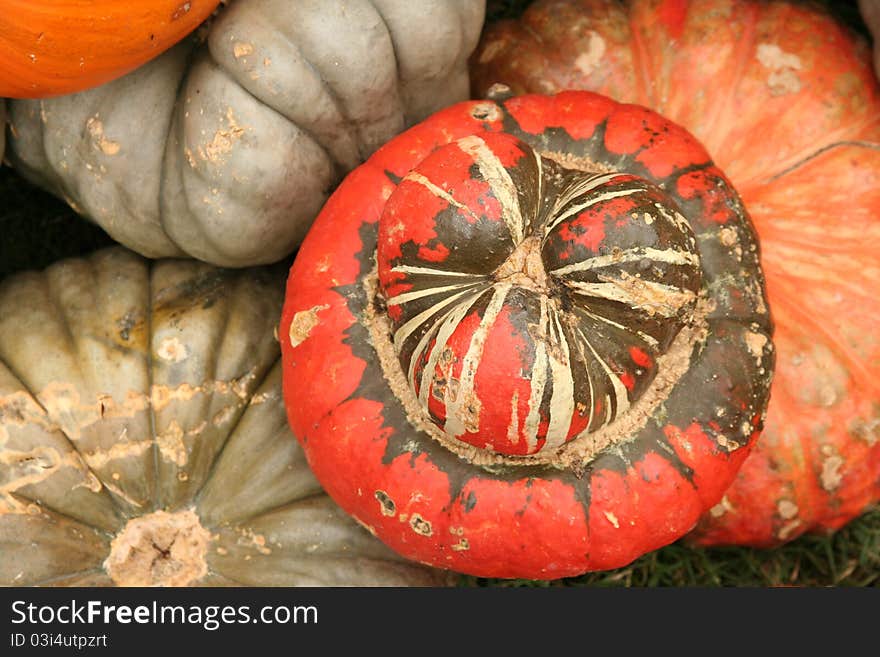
461,508 -> 880,587
1,0 -> 878,588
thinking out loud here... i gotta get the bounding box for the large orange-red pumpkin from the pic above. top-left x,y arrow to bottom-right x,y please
471,0 -> 880,547
280,89 -> 774,579
0,0 -> 220,98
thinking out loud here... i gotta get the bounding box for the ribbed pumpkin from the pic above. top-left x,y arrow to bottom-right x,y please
280,90 -> 774,579
4,0 -> 486,267
0,0 -> 221,98
0,247 -> 450,586
471,0 -> 880,547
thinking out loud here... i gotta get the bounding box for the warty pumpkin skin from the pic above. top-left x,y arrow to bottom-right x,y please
471,0 -> 880,547
0,247 -> 451,586
0,0 -> 221,98
280,91 -> 774,579
3,0 -> 486,268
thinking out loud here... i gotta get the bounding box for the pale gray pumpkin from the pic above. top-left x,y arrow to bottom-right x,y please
3,0 -> 486,268
0,247 -> 451,586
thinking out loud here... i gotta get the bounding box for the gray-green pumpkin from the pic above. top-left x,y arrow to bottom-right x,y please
0,247 -> 451,586
3,0 -> 486,267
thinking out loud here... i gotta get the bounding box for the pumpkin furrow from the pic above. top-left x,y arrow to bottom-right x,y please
206,5 -> 361,173
145,264 -> 159,515
188,360 -> 298,526
690,2 -> 760,158
761,251 -> 880,307
625,3 -> 653,108
735,126 -> 880,191
765,279 -> 880,399
776,379 -> 834,541
0,251 -> 158,519
22,567 -> 109,589
760,140 -> 880,186
0,500 -> 112,585
751,225 -> 879,258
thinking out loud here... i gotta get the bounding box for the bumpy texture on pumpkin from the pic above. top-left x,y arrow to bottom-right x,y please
0,247 -> 451,586
3,0 -> 486,267
280,91 -> 774,579
471,0 -> 880,547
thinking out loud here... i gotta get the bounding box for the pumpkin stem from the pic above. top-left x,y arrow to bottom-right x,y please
104,508 -> 210,587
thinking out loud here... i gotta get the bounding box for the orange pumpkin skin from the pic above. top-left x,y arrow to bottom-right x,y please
472,0 -> 880,547
0,0 -> 220,98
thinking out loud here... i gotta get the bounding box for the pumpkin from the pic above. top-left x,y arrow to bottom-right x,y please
0,0 -> 222,99
3,0 -> 487,267
471,0 -> 880,547
0,247 -> 451,586
279,90 -> 774,579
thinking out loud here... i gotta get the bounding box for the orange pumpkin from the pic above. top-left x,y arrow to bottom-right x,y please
471,0 -> 880,548
0,0 -> 220,98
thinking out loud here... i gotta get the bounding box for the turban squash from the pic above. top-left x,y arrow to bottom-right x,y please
471,0 -> 880,547
0,247 -> 450,586
280,89 -> 774,579
2,0 -> 486,267
0,0 -> 221,98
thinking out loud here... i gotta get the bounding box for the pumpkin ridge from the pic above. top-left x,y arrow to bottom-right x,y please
761,139 -> 880,185
265,1 -> 404,161
754,222 -> 877,257
1,486 -> 116,538
626,1 -> 655,108
256,27 -> 359,167
188,359 -> 291,523
153,353 -> 281,509
369,0 -> 403,93
24,567 -> 108,588
736,131 -> 880,190
0,259 -> 150,523
203,3 -> 382,174
209,488 -> 329,528
767,280 -> 880,399
764,247 -> 878,304
146,264 -> 159,515
692,2 -> 760,156
28,99 -> 70,210
155,41 -> 204,252
762,381 -> 824,535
